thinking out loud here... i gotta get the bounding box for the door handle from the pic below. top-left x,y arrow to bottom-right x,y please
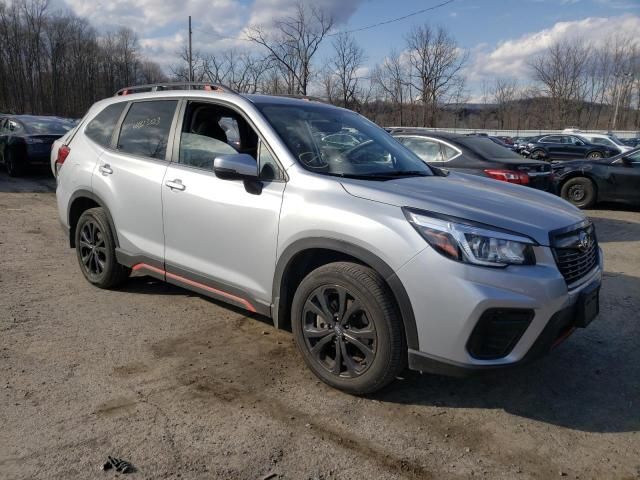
165,179 -> 186,191
99,164 -> 113,175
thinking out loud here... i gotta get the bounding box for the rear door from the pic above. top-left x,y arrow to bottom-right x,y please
539,135 -> 563,159
92,99 -> 179,265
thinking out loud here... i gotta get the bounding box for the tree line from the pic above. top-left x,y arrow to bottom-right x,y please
1,0 -> 638,131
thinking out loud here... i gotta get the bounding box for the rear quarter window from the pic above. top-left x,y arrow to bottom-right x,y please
85,103 -> 127,147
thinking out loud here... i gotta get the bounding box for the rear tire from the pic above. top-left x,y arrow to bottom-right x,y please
560,177 -> 596,209
6,149 -> 24,177
291,262 -> 406,395
587,151 -> 603,159
75,207 -> 130,288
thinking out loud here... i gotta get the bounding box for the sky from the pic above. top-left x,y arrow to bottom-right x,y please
54,0 -> 640,97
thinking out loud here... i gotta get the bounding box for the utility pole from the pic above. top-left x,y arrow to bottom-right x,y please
612,72 -> 631,131
188,16 -> 193,84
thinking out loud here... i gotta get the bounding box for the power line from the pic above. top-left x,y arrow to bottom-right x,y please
327,0 -> 455,36
193,0 -> 455,43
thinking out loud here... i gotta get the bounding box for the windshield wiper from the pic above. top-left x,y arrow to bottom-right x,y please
364,170 -> 431,177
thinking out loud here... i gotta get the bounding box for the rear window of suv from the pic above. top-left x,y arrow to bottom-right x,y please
85,103 -> 127,147
117,100 -> 178,160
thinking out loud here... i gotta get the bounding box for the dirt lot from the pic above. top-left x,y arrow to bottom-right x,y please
1,170 -> 639,480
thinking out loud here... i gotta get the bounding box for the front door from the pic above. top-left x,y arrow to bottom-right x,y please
161,100 -> 286,313
608,152 -> 640,203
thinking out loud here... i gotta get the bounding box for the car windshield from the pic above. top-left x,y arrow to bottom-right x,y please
456,136 -> 522,159
23,117 -> 74,135
256,102 -> 433,179
607,135 -> 626,147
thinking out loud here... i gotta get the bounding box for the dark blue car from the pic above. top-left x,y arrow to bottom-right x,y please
526,133 -> 619,161
0,115 -> 75,176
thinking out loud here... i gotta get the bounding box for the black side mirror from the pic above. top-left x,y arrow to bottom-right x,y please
621,156 -> 633,166
213,154 -> 258,180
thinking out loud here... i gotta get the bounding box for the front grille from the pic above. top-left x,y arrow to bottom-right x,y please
552,223 -> 599,287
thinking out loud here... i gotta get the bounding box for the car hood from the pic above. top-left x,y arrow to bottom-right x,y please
340,172 -> 585,246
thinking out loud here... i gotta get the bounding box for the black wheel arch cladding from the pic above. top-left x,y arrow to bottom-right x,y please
272,238 -> 419,350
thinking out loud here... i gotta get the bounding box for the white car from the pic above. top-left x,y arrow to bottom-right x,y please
562,129 -> 631,154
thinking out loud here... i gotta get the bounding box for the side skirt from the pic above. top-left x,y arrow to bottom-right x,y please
116,249 -> 269,316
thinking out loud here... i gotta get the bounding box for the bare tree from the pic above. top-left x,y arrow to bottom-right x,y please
329,32 -> 366,108
529,39 -> 590,128
405,24 -> 468,127
372,50 -> 408,126
493,78 -> 518,129
246,2 -> 333,95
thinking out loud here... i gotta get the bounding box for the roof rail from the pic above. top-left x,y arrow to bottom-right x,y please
115,82 -> 237,96
272,94 -> 327,103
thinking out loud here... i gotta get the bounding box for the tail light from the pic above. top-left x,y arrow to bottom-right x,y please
55,145 -> 70,175
484,169 -> 529,185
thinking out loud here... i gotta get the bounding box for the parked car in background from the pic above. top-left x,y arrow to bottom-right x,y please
552,147 -> 640,208
495,136 -> 514,145
54,83 -> 602,394
526,134 -> 618,161
388,128 -> 553,191
621,137 -> 640,148
513,136 -> 535,155
0,115 -> 75,176
562,129 -> 631,154
489,136 -> 517,151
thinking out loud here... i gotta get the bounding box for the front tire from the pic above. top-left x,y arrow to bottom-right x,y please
291,262 -> 406,395
530,149 -> 546,160
587,151 -> 603,159
560,177 -> 596,209
75,207 -> 130,288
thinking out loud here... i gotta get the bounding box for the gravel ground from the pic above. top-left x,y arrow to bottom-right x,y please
1,170 -> 639,480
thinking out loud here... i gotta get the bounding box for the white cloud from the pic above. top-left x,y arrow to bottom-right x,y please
59,0 -> 364,73
466,15 -> 640,83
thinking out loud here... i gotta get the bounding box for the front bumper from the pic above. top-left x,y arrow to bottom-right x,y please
396,244 -> 603,375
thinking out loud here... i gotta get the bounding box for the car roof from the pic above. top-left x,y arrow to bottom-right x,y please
96,89 -> 338,110
387,128 -> 466,140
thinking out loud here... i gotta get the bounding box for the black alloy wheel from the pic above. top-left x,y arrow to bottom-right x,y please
301,284 -> 377,378
78,219 -> 108,280
75,207 -> 130,288
291,262 -> 405,394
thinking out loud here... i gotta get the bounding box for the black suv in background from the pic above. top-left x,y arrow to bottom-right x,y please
0,115 -> 75,176
388,129 -> 553,191
526,134 -> 618,161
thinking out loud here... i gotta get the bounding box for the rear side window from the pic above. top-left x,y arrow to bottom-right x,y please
400,137 -> 443,162
85,103 -> 127,147
117,100 -> 178,160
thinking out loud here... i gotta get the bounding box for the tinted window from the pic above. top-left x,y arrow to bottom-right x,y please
85,103 -> 127,147
118,100 -> 178,160
442,144 -> 459,160
456,137 -> 522,159
541,135 -> 561,143
401,137 -> 443,162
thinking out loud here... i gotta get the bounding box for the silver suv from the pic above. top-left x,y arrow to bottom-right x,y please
54,83 -> 603,394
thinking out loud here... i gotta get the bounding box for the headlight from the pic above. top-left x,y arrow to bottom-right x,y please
403,208 -> 536,267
